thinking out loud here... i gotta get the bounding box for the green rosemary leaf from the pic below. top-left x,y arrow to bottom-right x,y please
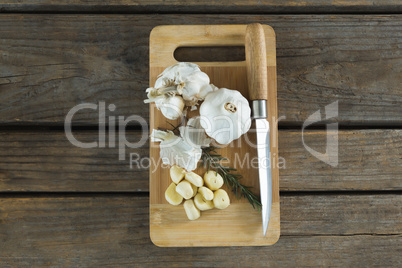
201,147 -> 262,211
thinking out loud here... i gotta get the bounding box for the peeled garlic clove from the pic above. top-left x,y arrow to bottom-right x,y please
190,182 -> 198,198
204,170 -> 224,190
194,193 -> 214,211
213,189 -> 230,209
183,199 -> 201,220
170,165 -> 186,184
175,180 -> 193,200
165,182 -> 183,206
198,186 -> 214,201
185,172 -> 204,187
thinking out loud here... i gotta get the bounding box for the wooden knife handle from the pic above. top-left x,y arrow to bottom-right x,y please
245,23 -> 268,101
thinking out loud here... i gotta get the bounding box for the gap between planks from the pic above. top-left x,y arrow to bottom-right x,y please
0,129 -> 400,192
0,0 -> 402,14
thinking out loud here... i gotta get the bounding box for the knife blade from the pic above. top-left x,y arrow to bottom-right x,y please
245,23 -> 272,237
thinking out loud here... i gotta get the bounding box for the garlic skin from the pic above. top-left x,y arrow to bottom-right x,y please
200,88 -> 251,144
154,62 -> 210,104
199,83 -> 218,99
158,95 -> 185,120
145,88 -> 185,120
150,129 -> 202,171
144,62 -> 212,119
179,116 -> 212,148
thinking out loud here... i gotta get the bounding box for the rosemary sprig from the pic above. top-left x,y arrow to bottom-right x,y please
201,146 -> 262,211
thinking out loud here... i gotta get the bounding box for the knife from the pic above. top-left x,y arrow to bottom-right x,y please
245,23 -> 272,237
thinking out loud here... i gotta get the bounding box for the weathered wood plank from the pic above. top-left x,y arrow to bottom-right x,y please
0,195 -> 400,266
0,15 -> 401,125
1,0 -> 401,13
0,129 -> 400,192
280,129 -> 402,191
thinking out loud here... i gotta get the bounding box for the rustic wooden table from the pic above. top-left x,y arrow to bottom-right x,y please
0,1 -> 401,266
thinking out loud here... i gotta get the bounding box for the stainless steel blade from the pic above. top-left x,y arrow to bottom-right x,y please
255,118 -> 272,237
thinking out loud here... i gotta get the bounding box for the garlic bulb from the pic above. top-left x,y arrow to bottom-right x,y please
179,116 -> 212,148
199,88 -> 251,144
154,62 -> 210,103
150,129 -> 202,171
144,62 -> 212,119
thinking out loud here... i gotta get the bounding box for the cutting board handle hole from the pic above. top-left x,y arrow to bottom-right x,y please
174,46 -> 245,62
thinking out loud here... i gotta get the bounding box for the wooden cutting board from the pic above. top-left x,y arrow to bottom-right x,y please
149,25 -> 279,247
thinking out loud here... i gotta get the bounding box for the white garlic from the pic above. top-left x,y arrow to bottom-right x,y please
199,83 -> 218,99
150,129 -> 202,171
144,88 -> 185,120
179,116 -> 212,148
200,88 -> 251,144
158,95 -> 185,120
154,62 -> 210,104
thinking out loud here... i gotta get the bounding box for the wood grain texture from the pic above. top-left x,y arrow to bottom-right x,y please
148,24 -> 279,246
0,0 -> 401,13
0,129 -> 400,192
246,23 -> 269,100
0,195 -> 400,266
0,15 -> 400,125
0,131 -> 149,192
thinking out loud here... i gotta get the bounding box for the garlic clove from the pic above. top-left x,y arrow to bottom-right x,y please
180,71 -> 210,101
199,88 -> 251,145
179,116 -> 212,148
199,84 -> 218,99
170,165 -> 186,184
183,199 -> 201,220
150,129 -> 202,172
153,62 -> 210,104
213,189 -> 230,209
194,193 -> 214,211
198,186 -> 214,201
165,182 -> 183,206
184,172 -> 204,187
204,170 -> 224,190
175,180 -> 193,199
158,95 -> 185,120
190,182 -> 198,198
